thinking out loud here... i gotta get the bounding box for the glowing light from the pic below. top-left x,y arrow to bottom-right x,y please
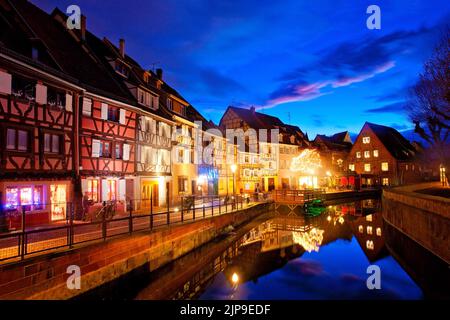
197,175 -> 207,184
231,164 -> 237,173
174,207 -> 179,212
327,216 -> 331,222
290,149 -> 322,174
292,228 -> 324,252
326,171 -> 332,177
231,272 -> 239,284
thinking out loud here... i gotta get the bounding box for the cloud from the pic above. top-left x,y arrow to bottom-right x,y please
365,101 -> 406,114
265,61 -> 395,108
389,123 -> 411,131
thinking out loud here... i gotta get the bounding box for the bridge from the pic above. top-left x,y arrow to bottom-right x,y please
271,189 -> 325,204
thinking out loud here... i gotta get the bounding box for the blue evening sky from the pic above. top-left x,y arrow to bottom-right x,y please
33,0 -> 450,137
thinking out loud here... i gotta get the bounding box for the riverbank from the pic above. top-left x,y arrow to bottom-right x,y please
382,182 -> 450,265
0,202 -> 273,300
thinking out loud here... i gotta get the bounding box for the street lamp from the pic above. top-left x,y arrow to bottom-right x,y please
231,164 -> 237,208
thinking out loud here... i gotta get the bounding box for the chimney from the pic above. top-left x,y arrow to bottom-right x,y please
250,106 -> 255,114
156,68 -> 163,80
119,39 -> 125,58
80,15 -> 86,41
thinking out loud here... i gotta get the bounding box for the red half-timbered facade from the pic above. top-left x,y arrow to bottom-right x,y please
79,95 -> 136,213
0,63 -> 79,227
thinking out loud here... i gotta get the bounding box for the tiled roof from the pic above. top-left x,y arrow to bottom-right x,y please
366,122 -> 417,160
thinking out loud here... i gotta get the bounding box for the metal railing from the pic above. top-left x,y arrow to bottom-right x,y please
0,194 -> 272,263
271,188 -> 326,203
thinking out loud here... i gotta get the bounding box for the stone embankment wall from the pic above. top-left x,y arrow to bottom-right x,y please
0,202 -> 273,299
382,183 -> 449,265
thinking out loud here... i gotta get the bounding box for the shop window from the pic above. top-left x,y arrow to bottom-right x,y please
105,180 -> 116,201
44,133 -> 62,154
50,184 -> 66,221
86,180 -> 99,202
5,186 -> 43,211
6,128 -> 29,152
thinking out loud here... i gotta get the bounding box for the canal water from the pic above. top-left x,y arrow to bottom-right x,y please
79,198 -> 449,300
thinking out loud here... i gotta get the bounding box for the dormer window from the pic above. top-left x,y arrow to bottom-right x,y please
167,98 -> 173,110
115,60 -> 129,77
32,47 -> 39,60
11,75 -> 35,101
47,87 -> 66,109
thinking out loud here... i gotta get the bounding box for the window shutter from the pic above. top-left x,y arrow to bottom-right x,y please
119,109 -> 126,124
65,93 -> 73,112
81,179 -> 88,197
82,98 -> 92,116
118,179 -> 126,201
123,143 -> 130,161
101,103 -> 108,120
0,71 -> 12,95
92,139 -> 100,158
140,116 -> 146,131
152,96 -> 158,109
101,179 -> 108,202
35,83 -> 47,104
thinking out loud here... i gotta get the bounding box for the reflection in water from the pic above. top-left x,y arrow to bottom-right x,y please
80,198 -> 449,300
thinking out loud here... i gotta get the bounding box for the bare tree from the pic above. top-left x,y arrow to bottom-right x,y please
407,29 -> 450,184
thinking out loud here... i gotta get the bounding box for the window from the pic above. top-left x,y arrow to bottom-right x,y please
358,225 -> 363,233
115,60 -> 129,77
376,228 -> 382,236
108,106 -> 120,122
382,178 -> 389,186
405,164 -> 409,171
44,133 -> 62,154
373,150 -> 379,157
167,98 -> 173,110
105,180 -> 116,201
5,186 -> 43,210
348,164 -> 355,171
362,137 -> 370,144
6,128 -> 29,152
367,226 -> 373,235
47,87 -> 66,109
364,163 -> 371,172
364,150 -> 370,158
366,215 -> 372,222
356,151 -> 361,158
99,141 -> 112,158
86,180 -> 99,202
178,148 -> 184,163
381,162 -> 389,171
366,240 -> 374,250
11,75 -> 35,100
178,176 -> 188,193
115,143 -> 123,159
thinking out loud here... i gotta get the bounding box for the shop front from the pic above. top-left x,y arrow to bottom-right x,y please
0,180 -> 72,230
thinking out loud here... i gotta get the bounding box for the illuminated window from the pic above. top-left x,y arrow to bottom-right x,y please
364,151 -> 370,158
50,184 -> 67,221
366,215 -> 372,222
367,226 -> 373,235
99,141 -> 112,158
5,186 -> 43,210
405,164 -> 409,171
348,164 -> 355,171
178,176 -> 188,193
366,240 -> 374,250
5,187 -> 18,209
382,178 -> 389,186
364,163 -> 371,172
356,152 -> 361,158
105,180 -> 116,201
362,137 -> 370,144
381,162 -> 389,171
373,150 -> 379,157
86,180 -> 99,202
115,143 -> 123,159
358,225 -> 363,233
376,228 -> 382,236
